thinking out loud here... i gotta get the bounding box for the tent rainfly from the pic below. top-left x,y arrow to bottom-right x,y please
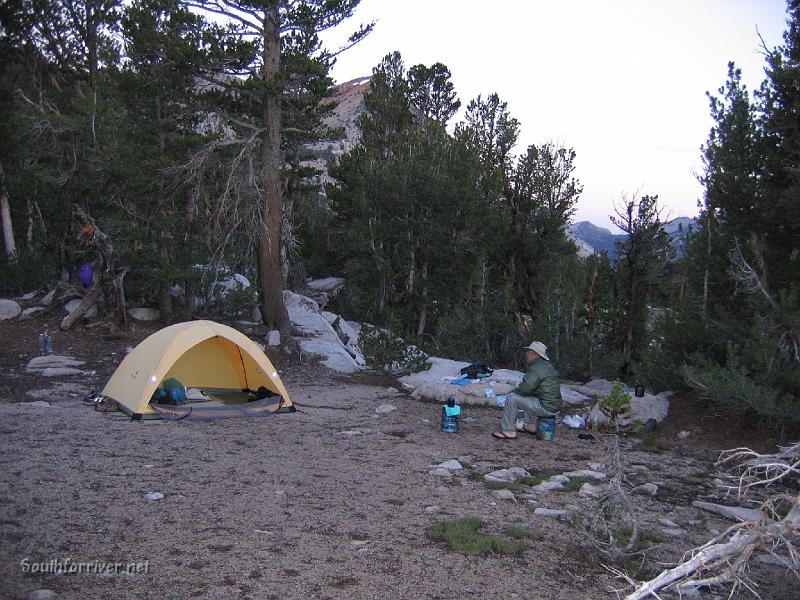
102,320 -> 293,419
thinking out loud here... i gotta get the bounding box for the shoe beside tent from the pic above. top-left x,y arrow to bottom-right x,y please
102,320 -> 293,419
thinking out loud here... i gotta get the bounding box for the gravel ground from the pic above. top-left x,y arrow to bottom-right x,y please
0,313 -> 794,600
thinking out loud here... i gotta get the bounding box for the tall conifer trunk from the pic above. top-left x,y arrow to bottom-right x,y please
257,3 -> 290,334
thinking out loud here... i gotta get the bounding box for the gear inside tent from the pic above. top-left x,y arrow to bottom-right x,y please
101,320 -> 294,420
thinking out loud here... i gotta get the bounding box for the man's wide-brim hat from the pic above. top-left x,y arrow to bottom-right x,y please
523,341 -> 550,361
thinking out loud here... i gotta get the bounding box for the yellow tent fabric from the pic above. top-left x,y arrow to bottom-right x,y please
102,320 -> 292,417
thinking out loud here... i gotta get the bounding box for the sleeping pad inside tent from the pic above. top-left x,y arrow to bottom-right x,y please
101,320 -> 294,420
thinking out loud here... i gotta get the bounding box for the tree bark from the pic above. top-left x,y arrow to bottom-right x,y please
257,3 -> 290,335
0,161 -> 17,259
71,204 -> 129,329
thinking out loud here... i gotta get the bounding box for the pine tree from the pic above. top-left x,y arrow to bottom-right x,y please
179,0 -> 371,335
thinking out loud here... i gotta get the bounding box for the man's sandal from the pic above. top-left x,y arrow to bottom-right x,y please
492,431 -> 518,440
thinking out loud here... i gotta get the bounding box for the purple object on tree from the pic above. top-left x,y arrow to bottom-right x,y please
79,262 -> 94,289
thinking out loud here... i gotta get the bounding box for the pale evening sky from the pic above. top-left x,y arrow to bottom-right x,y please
321,0 -> 789,230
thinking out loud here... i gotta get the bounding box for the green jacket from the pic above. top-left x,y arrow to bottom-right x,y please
512,359 -> 562,413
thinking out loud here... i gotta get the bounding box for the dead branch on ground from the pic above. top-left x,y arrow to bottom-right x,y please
618,442 -> 800,599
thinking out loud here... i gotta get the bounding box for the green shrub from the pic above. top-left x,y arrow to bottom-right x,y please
598,380 -> 632,430
0,250 -> 56,294
682,346 -> 800,423
504,525 -> 541,540
359,324 -> 431,373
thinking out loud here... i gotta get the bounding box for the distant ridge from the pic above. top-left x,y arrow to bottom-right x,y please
569,217 -> 698,259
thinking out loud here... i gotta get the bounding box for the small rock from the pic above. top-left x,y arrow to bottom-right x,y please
127,307 -> 160,321
659,517 -> 679,528
492,489 -> 517,502
64,298 -> 97,318
267,330 -> 281,346
563,469 -> 607,480
0,299 -> 22,320
351,540 -> 369,549
484,467 -> 529,483
692,501 -> 761,522
588,462 -> 605,471
533,508 -> 570,519
678,430 -> 691,439
21,401 -> 51,408
531,480 -> 565,492
429,468 -> 453,478
633,483 -> 659,497
22,307 -> 46,318
29,591 -> 58,600
661,527 -> 689,538
375,403 -> 397,414
578,483 -> 606,498
425,505 -> 441,513
19,291 -> 38,301
387,387 -> 398,394
433,459 -> 463,471
40,289 -> 56,306
144,492 -> 164,501
630,464 -> 649,472
340,430 -> 362,437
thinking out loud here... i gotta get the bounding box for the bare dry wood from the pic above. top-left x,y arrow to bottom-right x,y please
61,204 -> 128,330
620,442 -> 800,599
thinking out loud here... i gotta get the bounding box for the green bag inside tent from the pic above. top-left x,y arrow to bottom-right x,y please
151,378 -> 187,405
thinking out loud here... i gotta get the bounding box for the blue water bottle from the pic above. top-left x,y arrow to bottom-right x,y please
441,397 -> 461,433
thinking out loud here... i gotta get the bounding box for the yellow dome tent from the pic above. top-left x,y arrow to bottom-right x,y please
102,320 -> 293,419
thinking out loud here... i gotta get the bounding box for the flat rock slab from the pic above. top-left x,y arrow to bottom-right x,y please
375,404 -> 397,414
533,508 -> 570,519
484,467 -> 529,483
578,483 -> 606,498
429,468 -> 453,478
399,357 -> 589,407
661,528 -> 689,538
633,483 -> 659,497
532,480 -> 565,492
0,299 -> 22,320
563,469 -> 607,480
39,367 -> 94,377
26,355 -> 86,371
433,460 -> 463,471
692,501 -> 762,522
492,489 -> 516,501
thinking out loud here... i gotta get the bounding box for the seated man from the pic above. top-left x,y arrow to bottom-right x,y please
493,341 -> 562,440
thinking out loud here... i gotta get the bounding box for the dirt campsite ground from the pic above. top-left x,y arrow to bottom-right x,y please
0,314 -> 796,600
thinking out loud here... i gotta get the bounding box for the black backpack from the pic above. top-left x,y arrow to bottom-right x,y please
460,363 -> 493,379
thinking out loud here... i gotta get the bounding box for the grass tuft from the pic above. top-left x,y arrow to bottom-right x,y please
504,525 -> 541,541
484,480 -> 522,492
557,476 -> 599,492
428,517 -> 526,555
523,470 -> 563,487
641,433 -> 672,452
